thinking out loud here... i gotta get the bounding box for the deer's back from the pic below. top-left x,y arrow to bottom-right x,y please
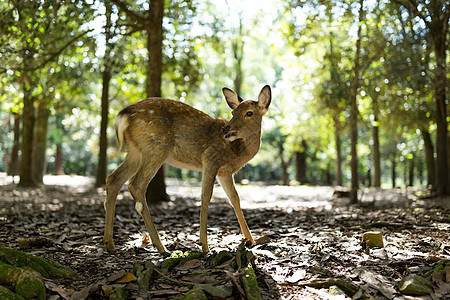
119,98 -> 231,170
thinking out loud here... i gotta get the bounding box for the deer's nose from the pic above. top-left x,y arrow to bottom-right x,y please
222,125 -> 230,134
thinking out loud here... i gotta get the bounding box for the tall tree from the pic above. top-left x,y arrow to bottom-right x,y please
0,0 -> 94,186
393,0 -> 449,196
349,0 -> 364,203
96,1 -> 114,187
112,0 -> 167,202
371,90 -> 381,187
111,0 -> 201,202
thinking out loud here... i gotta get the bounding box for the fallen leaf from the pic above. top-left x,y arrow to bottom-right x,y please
115,272 -> 137,283
179,258 -> 202,269
142,233 -> 150,244
107,270 -> 127,283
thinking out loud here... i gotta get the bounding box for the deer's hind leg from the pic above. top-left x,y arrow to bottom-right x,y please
128,147 -> 169,254
104,151 -> 141,252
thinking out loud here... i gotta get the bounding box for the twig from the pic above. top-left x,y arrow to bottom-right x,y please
225,270 -> 246,299
153,267 -> 197,286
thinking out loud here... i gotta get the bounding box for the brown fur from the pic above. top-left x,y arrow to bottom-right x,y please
103,85 -> 271,253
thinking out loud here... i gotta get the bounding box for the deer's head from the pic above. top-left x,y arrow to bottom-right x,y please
222,85 -> 271,142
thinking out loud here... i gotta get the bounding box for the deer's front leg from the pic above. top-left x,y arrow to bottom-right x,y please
199,169 -> 217,252
218,175 -> 254,246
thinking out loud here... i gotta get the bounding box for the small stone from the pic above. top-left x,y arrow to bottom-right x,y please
399,274 -> 433,296
328,285 -> 346,296
362,231 -> 384,248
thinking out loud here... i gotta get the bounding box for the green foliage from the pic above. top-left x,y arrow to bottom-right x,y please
0,0 -> 444,188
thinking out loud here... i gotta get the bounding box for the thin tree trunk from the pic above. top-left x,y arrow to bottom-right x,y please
408,157 -> 414,187
232,15 -> 244,97
391,156 -> 396,188
279,143 -> 289,186
421,126 -> 435,189
96,2 -> 113,188
232,16 -> 245,183
96,70 -> 110,187
145,0 -> 168,203
372,94 -> 381,187
350,0 -> 364,203
33,100 -> 50,184
333,116 -> 343,186
8,112 -> 20,177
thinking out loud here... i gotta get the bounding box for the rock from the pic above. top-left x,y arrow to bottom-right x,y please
362,231 -> 384,248
328,285 -> 346,296
399,274 -> 433,296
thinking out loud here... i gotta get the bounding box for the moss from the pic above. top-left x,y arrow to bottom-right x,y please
0,262 -> 45,300
0,246 -> 81,280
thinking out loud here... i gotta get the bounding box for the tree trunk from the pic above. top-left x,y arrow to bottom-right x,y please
232,15 -> 244,97
391,156 -> 396,188
33,101 -> 50,184
408,157 -> 414,187
96,69 -> 110,187
403,160 -> 407,188
8,112 -> 20,177
54,144 -> 64,175
145,0 -> 168,203
96,3 -> 113,188
333,116 -> 343,186
421,127 -> 435,189
431,19 -> 448,196
231,17 -> 245,184
349,0 -> 364,203
372,94 -> 381,187
18,75 -> 36,187
279,143 -> 289,186
295,140 -> 307,184
326,163 -> 332,185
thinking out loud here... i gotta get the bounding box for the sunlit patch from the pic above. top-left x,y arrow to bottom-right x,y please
126,232 -> 150,249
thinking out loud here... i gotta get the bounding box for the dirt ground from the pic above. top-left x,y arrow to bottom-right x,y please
0,174 -> 449,299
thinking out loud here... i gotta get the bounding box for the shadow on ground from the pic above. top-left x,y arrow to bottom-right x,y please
0,174 -> 449,299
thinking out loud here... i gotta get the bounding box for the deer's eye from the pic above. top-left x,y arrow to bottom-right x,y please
245,111 -> 253,117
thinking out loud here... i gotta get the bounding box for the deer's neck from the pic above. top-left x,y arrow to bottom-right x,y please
230,130 -> 261,163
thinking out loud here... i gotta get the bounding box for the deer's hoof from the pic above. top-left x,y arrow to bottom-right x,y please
245,238 -> 255,247
201,244 -> 210,253
105,241 -> 116,252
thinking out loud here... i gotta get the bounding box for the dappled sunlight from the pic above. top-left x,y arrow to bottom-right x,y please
167,178 -> 336,211
0,175 -> 449,298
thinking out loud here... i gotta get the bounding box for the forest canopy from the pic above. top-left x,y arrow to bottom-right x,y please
0,0 -> 449,199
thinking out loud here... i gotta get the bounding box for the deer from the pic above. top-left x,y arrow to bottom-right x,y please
103,85 -> 271,254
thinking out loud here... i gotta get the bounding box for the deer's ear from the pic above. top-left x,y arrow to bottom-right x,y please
223,88 -> 243,109
258,85 -> 271,115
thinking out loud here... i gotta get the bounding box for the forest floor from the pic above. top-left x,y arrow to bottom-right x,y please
0,174 -> 449,300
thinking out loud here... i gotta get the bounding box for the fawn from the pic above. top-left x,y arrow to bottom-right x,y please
103,85 -> 271,254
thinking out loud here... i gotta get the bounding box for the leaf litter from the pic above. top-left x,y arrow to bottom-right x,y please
0,176 -> 449,299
